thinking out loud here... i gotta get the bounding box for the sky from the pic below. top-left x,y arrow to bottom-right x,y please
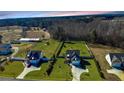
0,11 -> 123,19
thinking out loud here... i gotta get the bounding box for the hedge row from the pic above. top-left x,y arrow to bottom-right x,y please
46,41 -> 64,76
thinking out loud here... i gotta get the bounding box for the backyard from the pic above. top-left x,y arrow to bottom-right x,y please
60,41 -> 102,81
88,43 -> 124,80
0,40 -> 103,81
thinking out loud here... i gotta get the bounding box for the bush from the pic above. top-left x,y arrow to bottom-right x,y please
0,66 -> 5,72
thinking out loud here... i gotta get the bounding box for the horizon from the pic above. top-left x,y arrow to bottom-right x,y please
0,11 -> 124,19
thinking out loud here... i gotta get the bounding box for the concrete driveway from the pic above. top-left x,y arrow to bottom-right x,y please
70,64 -> 89,81
107,68 -> 124,80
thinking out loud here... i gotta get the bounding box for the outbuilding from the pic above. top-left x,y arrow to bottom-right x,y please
19,38 -> 40,42
105,53 -> 124,70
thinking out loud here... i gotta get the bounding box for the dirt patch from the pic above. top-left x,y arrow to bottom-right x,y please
26,30 -> 50,39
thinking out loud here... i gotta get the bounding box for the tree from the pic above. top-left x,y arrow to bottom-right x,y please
92,30 -> 97,43
0,35 -> 3,43
0,66 -> 5,72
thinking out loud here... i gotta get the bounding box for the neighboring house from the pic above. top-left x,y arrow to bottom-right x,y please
66,50 -> 81,67
105,53 -> 124,70
0,44 -> 12,55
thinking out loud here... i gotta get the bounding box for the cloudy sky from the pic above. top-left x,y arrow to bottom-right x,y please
0,11 -> 123,19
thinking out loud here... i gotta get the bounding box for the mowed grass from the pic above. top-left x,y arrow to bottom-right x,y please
0,40 -> 102,80
60,41 -> 102,81
88,43 -> 124,80
0,43 -> 32,78
0,39 -> 60,79
60,41 -> 90,56
44,58 -> 72,81
24,39 -> 60,80
80,60 -> 102,81
0,62 -> 24,78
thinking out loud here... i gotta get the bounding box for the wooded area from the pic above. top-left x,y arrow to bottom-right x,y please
0,15 -> 124,48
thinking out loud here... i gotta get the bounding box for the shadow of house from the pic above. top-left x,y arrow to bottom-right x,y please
65,49 -> 91,69
80,58 -> 91,69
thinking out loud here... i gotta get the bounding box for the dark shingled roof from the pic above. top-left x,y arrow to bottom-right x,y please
66,50 -> 80,56
109,53 -> 124,64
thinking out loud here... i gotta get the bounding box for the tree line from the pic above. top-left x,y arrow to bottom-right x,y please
0,15 -> 124,48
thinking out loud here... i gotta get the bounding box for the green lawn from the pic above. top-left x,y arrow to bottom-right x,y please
80,60 -> 103,81
0,39 -> 60,79
60,41 -> 102,81
0,62 -> 24,78
60,41 -> 90,56
0,43 -> 31,78
44,58 -> 72,81
24,39 -> 60,80
0,40 -> 103,81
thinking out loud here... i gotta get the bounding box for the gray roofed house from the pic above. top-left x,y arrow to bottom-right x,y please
105,53 -> 124,70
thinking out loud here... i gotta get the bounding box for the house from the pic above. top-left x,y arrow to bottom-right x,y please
19,38 -> 41,42
66,50 -> 81,67
105,53 -> 124,70
0,44 -> 12,55
27,50 -> 49,67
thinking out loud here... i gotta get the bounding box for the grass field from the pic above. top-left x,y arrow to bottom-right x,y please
0,39 -> 59,79
60,41 -> 90,56
80,60 -> 102,81
44,58 -> 72,81
60,41 -> 102,81
0,40 -> 104,80
0,43 -> 32,78
24,39 -> 62,80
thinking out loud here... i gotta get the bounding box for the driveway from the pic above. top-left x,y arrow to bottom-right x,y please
107,68 -> 124,80
70,64 -> 89,81
16,63 -> 41,79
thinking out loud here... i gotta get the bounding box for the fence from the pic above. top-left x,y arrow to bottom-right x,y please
84,41 -> 106,79
46,41 -> 64,76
